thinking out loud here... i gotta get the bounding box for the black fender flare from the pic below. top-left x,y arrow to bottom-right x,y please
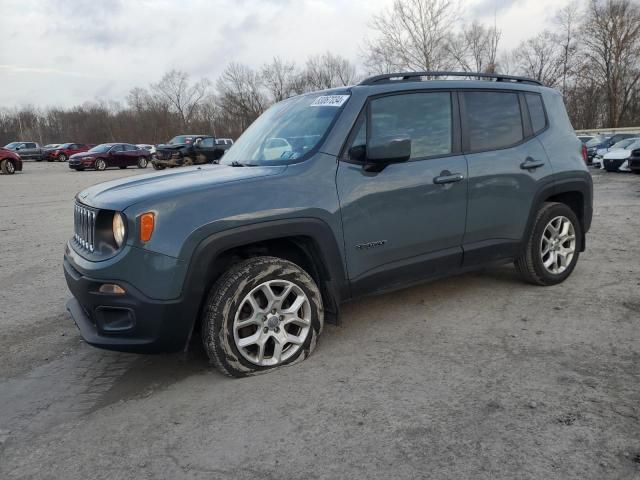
521,174 -> 593,254
178,218 -> 350,346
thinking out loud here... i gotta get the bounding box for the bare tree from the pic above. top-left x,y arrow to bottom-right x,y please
151,70 -> 212,127
512,30 -> 565,87
261,57 -> 300,102
554,1 -> 583,95
216,63 -> 267,133
448,20 -> 501,73
364,0 -> 460,73
304,52 -> 357,90
583,0 -> 640,127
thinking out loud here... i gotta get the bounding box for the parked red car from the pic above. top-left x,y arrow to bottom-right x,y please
0,148 -> 23,174
46,143 -> 95,162
68,143 -> 150,171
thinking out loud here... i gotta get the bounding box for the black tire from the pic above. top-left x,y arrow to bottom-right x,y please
201,256 -> 324,378
515,202 -> 582,286
95,158 -> 107,171
58,154 -> 67,162
1,159 -> 16,174
182,156 -> 194,167
137,157 -> 148,169
152,162 -> 165,170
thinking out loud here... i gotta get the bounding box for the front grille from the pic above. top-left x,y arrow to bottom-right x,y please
74,202 -> 97,252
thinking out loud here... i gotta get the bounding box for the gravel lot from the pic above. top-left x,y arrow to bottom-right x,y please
1,162 -> 639,479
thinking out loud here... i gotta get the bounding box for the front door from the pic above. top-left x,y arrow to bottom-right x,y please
336,91 -> 468,296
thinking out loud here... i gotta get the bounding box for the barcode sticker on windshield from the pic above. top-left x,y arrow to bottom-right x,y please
310,95 -> 350,107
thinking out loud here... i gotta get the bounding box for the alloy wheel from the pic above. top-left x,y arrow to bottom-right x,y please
96,159 -> 106,171
540,216 -> 576,274
233,280 -> 311,367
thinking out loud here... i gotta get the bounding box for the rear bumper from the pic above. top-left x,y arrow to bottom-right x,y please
64,257 -> 191,353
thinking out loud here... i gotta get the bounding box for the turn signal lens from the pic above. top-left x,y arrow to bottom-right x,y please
99,283 -> 126,295
139,212 -> 155,242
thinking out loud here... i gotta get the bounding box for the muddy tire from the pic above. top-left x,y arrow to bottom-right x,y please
201,256 -> 324,378
95,158 -> 107,171
515,202 -> 582,286
1,159 -> 16,174
137,157 -> 148,169
152,162 -> 165,170
182,156 -> 194,167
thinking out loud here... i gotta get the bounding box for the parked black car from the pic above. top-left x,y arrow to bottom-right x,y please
152,135 -> 231,169
628,148 -> 640,173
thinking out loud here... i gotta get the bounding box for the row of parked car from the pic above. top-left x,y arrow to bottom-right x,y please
0,135 -> 234,174
577,133 -> 640,173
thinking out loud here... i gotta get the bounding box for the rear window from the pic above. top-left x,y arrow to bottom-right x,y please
525,93 -> 547,133
464,92 -> 524,152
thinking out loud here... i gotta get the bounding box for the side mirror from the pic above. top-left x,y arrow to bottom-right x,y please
15,146 -> 21,151
363,136 -> 411,172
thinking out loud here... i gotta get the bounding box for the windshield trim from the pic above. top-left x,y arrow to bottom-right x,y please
221,89 -> 352,167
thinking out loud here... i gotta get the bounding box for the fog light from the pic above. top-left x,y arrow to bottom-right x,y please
98,283 -> 126,295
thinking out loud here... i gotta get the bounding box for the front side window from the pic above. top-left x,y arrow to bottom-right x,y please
464,91 -> 524,152
369,92 -> 452,159
200,138 -> 214,148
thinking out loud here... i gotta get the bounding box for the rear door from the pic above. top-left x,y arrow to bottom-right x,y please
460,90 -> 553,265
337,90 -> 468,295
109,144 -> 125,166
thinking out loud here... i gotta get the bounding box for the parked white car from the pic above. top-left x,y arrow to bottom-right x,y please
137,144 -> 157,156
593,137 -> 640,168
263,137 -> 292,160
602,139 -> 640,172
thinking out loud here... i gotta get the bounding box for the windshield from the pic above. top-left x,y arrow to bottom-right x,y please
221,92 -> 350,166
58,143 -> 72,149
627,140 -> 640,151
167,136 -> 194,145
586,135 -> 608,147
611,138 -> 638,150
89,144 -> 112,153
4,142 -> 20,149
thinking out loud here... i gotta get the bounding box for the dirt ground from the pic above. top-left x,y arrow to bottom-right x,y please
1,162 -> 639,480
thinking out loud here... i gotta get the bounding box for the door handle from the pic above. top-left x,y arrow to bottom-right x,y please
520,157 -> 545,170
433,172 -> 465,184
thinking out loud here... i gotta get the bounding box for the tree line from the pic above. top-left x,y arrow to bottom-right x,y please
1,0 -> 639,147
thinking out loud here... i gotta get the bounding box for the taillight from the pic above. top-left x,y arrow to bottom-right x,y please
581,144 -> 588,164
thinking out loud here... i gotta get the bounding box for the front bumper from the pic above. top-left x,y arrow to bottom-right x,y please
64,256 -> 191,353
603,158 -> 625,171
628,156 -> 640,172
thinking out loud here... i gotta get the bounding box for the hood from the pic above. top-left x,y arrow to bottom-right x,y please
156,144 -> 185,151
596,147 -> 609,155
77,163 -> 286,211
603,149 -> 631,160
70,151 -> 96,159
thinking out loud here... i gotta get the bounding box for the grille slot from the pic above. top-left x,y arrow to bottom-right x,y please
73,203 -> 97,253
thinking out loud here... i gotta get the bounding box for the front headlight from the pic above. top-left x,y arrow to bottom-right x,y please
112,212 -> 126,248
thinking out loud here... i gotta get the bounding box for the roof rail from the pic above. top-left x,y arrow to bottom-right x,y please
358,71 -> 543,87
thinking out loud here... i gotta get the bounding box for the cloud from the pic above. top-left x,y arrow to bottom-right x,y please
0,64 -> 97,77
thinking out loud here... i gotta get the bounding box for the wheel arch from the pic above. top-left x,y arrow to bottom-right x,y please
522,176 -> 593,254
179,219 -> 349,350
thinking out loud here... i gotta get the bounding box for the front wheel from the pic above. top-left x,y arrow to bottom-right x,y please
1,159 -> 16,174
182,156 -> 194,167
201,257 -> 324,378
58,154 -> 67,162
515,202 -> 582,286
95,158 -> 107,171
137,157 -> 148,169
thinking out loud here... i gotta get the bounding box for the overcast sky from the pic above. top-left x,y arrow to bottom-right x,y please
0,0 -> 572,108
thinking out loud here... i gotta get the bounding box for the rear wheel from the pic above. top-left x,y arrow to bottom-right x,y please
137,157 -> 148,169
95,158 -> 107,171
1,159 -> 16,174
201,256 -> 324,378
58,154 -> 67,162
515,202 -> 582,286
182,156 -> 194,167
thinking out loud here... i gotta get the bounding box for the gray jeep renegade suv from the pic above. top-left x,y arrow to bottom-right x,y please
64,71 -> 593,377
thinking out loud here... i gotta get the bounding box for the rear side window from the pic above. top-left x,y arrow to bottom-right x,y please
464,91 -> 523,152
525,93 -> 547,133
370,92 -> 452,159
